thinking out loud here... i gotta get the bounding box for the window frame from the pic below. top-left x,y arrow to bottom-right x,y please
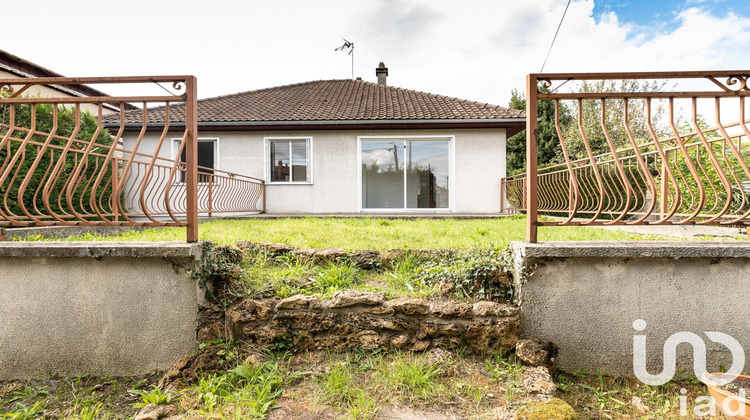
357,135 -> 455,212
264,136 -> 314,185
171,137 -> 220,184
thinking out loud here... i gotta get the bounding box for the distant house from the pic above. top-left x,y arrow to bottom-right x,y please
0,49 -> 135,115
114,63 -> 525,213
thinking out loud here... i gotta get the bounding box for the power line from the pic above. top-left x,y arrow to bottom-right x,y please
540,0 -> 572,73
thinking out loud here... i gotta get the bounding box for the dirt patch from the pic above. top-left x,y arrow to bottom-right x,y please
267,398 -> 344,419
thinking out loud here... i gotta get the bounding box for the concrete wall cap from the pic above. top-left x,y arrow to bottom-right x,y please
511,241 -> 750,259
0,241 -> 203,259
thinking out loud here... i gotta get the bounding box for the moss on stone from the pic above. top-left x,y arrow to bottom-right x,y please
516,398 -> 577,420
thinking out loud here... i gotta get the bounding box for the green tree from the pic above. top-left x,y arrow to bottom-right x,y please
506,87 -> 572,175
560,79 -> 669,161
0,97 -> 115,220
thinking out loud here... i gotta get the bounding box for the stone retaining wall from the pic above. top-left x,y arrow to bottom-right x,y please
204,291 -> 521,354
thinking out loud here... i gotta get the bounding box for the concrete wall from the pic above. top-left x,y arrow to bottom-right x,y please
0,242 -> 202,379
512,241 -> 750,377
123,127 -> 506,214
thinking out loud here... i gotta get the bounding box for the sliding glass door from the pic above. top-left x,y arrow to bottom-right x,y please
361,138 -> 450,210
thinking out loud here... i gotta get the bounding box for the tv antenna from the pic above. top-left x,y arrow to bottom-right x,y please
335,38 -> 354,79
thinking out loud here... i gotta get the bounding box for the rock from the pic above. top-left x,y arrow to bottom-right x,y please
357,330 -> 386,349
159,345 -> 225,386
327,290 -> 385,308
631,396 -> 649,414
515,398 -> 576,420
464,316 -> 521,353
433,336 -> 461,350
350,249 -> 381,269
241,324 -> 290,346
274,311 -> 337,332
227,299 -> 274,323
472,301 -> 520,317
339,312 -> 410,331
427,347 -> 452,364
293,248 -> 318,261
314,334 -> 352,351
516,339 -> 558,369
521,366 -> 557,395
196,322 -> 225,344
430,301 -> 473,319
237,241 -> 295,255
418,321 -> 466,338
276,295 -> 322,310
294,247 -> 347,263
390,334 -> 410,348
411,340 -> 431,352
364,305 -> 394,315
385,297 -> 430,315
315,247 -> 348,261
159,356 -> 188,388
134,403 -> 176,420
167,414 -> 206,420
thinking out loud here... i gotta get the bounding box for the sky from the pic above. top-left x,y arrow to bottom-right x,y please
4,0 -> 750,107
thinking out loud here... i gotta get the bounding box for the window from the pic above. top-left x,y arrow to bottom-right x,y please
266,137 -> 312,183
360,137 -> 452,210
174,138 -> 218,182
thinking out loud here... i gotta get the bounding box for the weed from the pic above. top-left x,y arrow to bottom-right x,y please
72,402 -> 103,420
227,381 -> 280,419
323,360 -> 357,405
376,353 -> 444,401
383,254 -> 434,297
128,385 -> 173,408
0,401 -> 44,420
193,374 -> 232,412
485,354 -> 523,404
311,261 -> 362,296
347,388 -> 380,419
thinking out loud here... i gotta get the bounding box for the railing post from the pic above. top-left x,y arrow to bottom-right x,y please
208,174 -> 213,218
526,74 -> 539,243
0,228 -> 6,241
185,76 -> 199,243
661,151 -> 669,219
111,157 -> 119,222
500,179 -> 506,214
262,180 -> 267,213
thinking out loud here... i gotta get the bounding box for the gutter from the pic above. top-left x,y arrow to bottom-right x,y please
105,118 -> 526,134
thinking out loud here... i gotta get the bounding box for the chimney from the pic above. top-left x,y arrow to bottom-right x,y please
376,62 -> 388,85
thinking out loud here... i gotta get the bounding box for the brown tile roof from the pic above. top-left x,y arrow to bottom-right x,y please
109,79 -> 524,125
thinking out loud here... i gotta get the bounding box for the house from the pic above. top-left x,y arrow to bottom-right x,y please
114,63 -> 525,213
0,49 -> 135,115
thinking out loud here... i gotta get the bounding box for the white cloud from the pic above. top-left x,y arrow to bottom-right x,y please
2,0 -> 750,108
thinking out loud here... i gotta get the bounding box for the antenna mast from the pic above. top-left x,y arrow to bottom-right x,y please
335,38 -> 355,79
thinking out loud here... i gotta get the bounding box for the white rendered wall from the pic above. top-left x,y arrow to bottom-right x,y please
122,127 -> 506,214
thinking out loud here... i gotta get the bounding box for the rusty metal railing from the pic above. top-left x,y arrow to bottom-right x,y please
0,76 -> 265,241
508,72 -> 750,242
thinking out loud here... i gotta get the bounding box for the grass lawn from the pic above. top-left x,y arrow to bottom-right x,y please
30,215 -> 706,250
